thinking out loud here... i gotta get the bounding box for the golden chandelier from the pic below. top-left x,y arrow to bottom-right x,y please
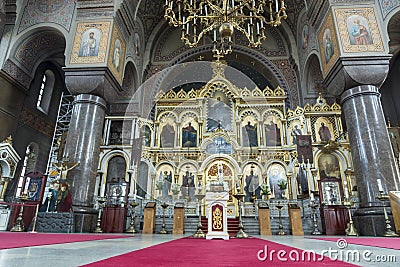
164,0 -> 287,58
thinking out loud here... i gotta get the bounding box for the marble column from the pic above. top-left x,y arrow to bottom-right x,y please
65,94 -> 107,233
341,85 -> 400,236
0,1 -> 5,41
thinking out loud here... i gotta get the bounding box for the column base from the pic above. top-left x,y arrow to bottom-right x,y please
73,206 -> 98,233
353,207 -> 395,236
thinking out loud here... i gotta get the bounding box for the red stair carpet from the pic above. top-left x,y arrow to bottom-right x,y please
201,217 -> 240,235
309,237 -> 400,250
82,237 -> 357,267
0,232 -> 132,250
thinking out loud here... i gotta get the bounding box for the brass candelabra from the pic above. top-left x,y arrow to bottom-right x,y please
309,191 -> 321,235
159,202 -> 169,234
376,191 -> 399,237
193,192 -> 206,238
343,199 -> 358,236
126,200 -> 139,233
275,201 -> 285,235
233,191 -> 248,238
10,194 -> 29,232
94,197 -> 106,233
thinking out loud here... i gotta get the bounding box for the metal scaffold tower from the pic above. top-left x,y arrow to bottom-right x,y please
46,93 -> 74,174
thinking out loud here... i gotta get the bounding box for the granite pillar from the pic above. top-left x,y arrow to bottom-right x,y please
0,1 -> 5,41
341,85 -> 400,236
65,94 -> 107,233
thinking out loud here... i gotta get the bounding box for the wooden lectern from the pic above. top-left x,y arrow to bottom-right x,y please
258,202 -> 272,235
173,203 -> 185,234
288,203 -> 304,236
389,191 -> 400,234
142,202 -> 156,234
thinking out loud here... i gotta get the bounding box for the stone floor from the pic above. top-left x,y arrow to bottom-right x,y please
0,234 -> 398,267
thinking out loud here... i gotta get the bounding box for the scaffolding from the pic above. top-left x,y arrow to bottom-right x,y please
46,93 -> 74,174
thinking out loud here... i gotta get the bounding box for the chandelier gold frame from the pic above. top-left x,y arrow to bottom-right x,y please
164,0 -> 287,58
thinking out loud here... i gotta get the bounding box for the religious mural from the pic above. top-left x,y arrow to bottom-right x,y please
79,29 -> 100,57
242,117 -> 258,147
323,29 -> 335,64
314,118 -> 334,142
296,165 -> 309,198
289,122 -> 303,146
347,15 -> 373,45
318,12 -> 339,76
108,23 -> 126,84
109,120 -> 131,145
133,32 -> 141,56
141,125 -> 151,147
243,164 -> 262,202
70,21 -> 110,64
137,162 -> 149,198
157,164 -> 174,200
113,39 -> 122,70
160,124 -> 175,148
301,24 -> 309,50
264,115 -> 281,146
182,122 -> 197,147
207,92 -> 232,131
180,164 -> 197,201
205,137 -> 233,155
267,164 -> 287,199
318,122 -> 332,142
318,154 -> 341,179
109,121 -> 123,144
25,176 -> 43,202
334,7 -> 384,53
296,135 -> 313,164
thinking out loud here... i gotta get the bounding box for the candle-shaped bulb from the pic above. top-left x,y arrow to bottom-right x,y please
377,178 -> 384,192
344,187 -> 349,199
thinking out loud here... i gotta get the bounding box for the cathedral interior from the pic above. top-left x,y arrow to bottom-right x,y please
1,1 -> 400,258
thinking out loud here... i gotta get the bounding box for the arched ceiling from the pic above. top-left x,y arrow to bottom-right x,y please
168,53 -> 274,94
137,1 -> 306,108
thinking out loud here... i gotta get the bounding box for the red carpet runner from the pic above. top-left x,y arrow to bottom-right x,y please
309,237 -> 400,250
0,232 -> 131,250
82,237 -> 357,267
